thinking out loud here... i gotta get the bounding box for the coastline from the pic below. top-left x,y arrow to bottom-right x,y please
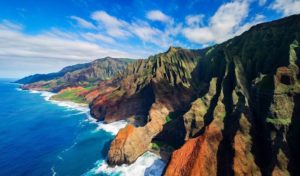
19,87 -> 166,175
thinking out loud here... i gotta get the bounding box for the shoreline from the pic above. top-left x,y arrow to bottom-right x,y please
19,87 -> 166,175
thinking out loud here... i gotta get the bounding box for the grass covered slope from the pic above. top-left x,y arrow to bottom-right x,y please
50,87 -> 91,104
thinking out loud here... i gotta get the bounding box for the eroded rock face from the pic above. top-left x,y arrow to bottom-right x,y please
108,103 -> 169,165
183,78 -> 217,140
165,119 -> 224,176
165,87 -> 225,176
233,114 -> 261,176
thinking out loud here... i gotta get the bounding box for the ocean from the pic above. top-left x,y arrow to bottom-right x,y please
0,79 -> 165,176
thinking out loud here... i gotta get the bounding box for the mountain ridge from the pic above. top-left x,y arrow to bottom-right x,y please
17,57 -> 135,92
18,14 -> 300,176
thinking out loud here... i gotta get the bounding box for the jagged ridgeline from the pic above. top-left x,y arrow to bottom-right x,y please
16,57 -> 134,92
86,14 -> 300,176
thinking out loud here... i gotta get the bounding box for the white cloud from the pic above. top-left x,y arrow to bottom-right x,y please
182,0 -> 263,44
183,27 -> 214,43
0,20 -> 23,31
258,0 -> 267,6
185,14 -> 205,27
81,32 -> 115,44
88,11 -> 179,47
234,14 -> 265,36
130,22 -> 165,46
146,10 -> 172,23
270,0 -> 300,16
0,20 -> 141,62
210,0 -> 249,42
91,11 -> 131,38
70,16 -> 96,29
0,20 -> 157,77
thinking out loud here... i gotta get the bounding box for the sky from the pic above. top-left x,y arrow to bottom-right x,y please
0,0 -> 299,78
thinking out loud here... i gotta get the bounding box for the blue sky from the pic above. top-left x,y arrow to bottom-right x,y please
0,0 -> 299,78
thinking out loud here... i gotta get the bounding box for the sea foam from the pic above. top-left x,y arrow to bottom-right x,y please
85,151 -> 166,176
28,90 -> 89,112
95,120 -> 128,135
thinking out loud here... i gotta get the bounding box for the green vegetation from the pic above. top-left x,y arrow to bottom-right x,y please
151,142 -> 161,150
266,117 -> 291,126
84,85 -> 96,90
220,111 -> 227,121
151,140 -> 175,152
51,89 -> 87,104
256,74 -> 274,91
205,47 -> 215,56
42,84 -> 51,89
165,115 -> 172,123
165,113 -> 177,123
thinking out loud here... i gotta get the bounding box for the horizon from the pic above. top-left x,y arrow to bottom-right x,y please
0,0 -> 299,78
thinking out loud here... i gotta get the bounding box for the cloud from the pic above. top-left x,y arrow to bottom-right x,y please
270,0 -> 300,16
146,10 -> 172,23
182,0 -> 263,44
185,14 -> 205,27
88,10 -> 179,47
0,20 -> 141,62
81,32 -> 115,44
258,0 -> 267,6
70,16 -> 96,29
0,20 -> 23,31
0,20 -> 157,77
130,23 -> 162,45
183,27 -> 214,44
91,11 -> 131,38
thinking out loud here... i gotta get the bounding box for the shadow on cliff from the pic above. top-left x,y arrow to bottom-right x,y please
248,75 -> 276,175
216,61 -> 237,176
288,94 -> 300,175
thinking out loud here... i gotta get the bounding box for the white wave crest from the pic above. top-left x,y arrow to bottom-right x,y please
85,152 -> 166,176
51,167 -> 57,176
27,89 -> 89,112
29,90 -> 40,94
49,99 -> 89,112
95,120 -> 128,135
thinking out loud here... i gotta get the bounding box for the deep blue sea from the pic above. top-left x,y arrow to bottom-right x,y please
0,79 -> 165,176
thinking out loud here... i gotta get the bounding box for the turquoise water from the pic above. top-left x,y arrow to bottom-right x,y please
0,79 -> 165,176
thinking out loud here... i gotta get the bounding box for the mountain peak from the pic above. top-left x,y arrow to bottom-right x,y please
166,46 -> 182,53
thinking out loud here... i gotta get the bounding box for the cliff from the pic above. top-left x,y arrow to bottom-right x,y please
88,14 -> 300,175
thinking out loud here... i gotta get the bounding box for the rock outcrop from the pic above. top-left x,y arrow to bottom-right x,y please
108,103 -> 169,165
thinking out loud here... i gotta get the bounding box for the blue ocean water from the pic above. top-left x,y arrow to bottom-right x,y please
0,79 -> 115,175
0,79 -> 166,176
